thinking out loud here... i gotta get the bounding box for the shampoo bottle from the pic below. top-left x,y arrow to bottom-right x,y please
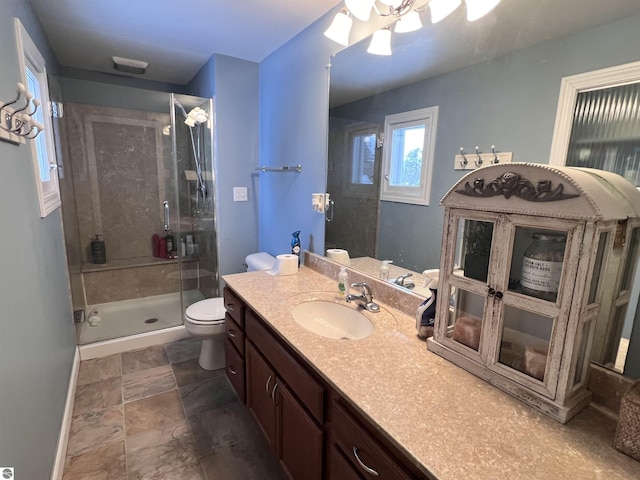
338,266 -> 349,299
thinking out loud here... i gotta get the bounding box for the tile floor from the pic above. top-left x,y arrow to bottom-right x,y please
62,338 -> 286,480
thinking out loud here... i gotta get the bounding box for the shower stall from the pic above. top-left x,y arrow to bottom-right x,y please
58,90 -> 219,347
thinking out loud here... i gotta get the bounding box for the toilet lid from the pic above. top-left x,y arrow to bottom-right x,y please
185,297 -> 226,322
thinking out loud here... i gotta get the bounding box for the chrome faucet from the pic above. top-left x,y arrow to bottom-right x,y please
394,272 -> 415,289
345,282 -> 380,312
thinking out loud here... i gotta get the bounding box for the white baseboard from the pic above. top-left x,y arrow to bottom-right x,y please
79,325 -> 189,360
50,347 -> 80,480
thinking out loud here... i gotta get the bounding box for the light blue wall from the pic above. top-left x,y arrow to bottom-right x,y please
188,54 -> 261,274
329,15 -> 640,271
0,1 -> 77,478
258,15 -> 337,257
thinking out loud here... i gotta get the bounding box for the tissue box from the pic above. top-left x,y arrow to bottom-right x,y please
614,381 -> 640,461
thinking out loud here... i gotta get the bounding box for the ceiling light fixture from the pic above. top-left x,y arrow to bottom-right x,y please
324,0 -> 502,54
429,0 -> 461,23
112,56 -> 148,75
324,9 -> 353,46
367,27 -> 392,55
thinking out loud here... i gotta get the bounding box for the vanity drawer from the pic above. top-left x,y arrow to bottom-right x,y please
332,401 -> 413,480
225,339 -> 245,403
225,314 -> 244,356
245,308 -> 325,424
223,287 -> 245,328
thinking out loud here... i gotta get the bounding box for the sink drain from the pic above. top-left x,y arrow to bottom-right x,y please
144,318 -> 159,324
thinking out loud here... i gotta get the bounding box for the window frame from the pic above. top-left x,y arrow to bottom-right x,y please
344,123 -> 380,199
379,106 -> 438,206
14,18 -> 60,218
548,60 -> 640,169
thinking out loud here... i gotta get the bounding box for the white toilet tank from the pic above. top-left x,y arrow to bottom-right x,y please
245,252 -> 276,271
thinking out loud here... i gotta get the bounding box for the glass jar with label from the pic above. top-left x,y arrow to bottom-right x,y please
520,233 -> 567,301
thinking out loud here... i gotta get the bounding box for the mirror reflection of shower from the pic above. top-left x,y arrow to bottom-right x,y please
174,100 -> 210,215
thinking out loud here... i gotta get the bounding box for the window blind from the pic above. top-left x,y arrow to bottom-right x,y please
566,83 -> 640,187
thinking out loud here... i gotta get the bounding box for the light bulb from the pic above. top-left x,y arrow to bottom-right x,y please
345,0 -> 375,21
324,10 -> 353,46
394,11 -> 422,33
429,0 -> 461,23
367,28 -> 392,56
466,0 -> 501,22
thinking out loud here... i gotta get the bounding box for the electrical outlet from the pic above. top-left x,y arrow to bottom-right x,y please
233,186 -> 248,202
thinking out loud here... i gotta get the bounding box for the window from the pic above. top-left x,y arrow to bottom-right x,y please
549,60 -> 640,189
14,18 -> 60,217
344,123 -> 380,198
380,106 -> 438,205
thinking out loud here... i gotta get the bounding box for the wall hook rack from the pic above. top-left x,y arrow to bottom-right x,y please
255,164 -> 302,173
454,145 -> 513,170
0,82 -> 44,144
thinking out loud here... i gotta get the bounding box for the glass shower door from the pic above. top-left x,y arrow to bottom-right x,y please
171,94 -> 219,314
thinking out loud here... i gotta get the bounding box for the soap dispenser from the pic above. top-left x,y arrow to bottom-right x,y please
380,260 -> 392,280
338,266 -> 349,299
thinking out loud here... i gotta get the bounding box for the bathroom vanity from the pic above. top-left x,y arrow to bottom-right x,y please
222,257 -> 640,479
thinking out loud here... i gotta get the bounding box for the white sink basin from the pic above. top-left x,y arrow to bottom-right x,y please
292,301 -> 374,340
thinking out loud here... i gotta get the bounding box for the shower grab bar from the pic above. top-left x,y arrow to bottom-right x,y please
163,201 -> 170,232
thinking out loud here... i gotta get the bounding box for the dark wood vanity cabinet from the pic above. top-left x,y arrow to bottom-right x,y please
223,286 -> 430,480
328,400 -> 416,480
223,287 -> 245,402
245,309 -> 324,480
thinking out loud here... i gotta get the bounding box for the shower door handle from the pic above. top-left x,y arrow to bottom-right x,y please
163,201 -> 170,232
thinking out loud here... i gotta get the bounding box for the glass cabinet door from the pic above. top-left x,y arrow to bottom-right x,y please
487,217 -> 581,397
440,214 -> 498,360
455,218 -> 495,283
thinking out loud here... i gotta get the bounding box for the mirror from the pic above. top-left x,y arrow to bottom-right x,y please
326,1 -> 640,377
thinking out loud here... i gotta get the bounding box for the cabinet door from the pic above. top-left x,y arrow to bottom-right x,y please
329,444 -> 363,480
486,216 -> 583,397
332,402 -> 413,480
276,382 -> 324,480
224,339 -> 245,403
436,214 -> 498,363
246,342 -> 277,451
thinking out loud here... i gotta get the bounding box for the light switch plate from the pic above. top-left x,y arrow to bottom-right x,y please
233,186 -> 248,202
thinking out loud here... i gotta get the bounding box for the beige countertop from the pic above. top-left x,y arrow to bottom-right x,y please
222,265 -> 640,480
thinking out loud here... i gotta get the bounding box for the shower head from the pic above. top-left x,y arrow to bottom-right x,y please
173,100 -> 207,127
174,100 -> 188,118
184,107 -> 208,127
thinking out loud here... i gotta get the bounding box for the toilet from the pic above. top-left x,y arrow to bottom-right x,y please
245,252 -> 276,271
183,252 -> 276,370
184,297 -> 226,370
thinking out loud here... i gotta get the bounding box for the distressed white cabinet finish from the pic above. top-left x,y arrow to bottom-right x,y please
427,163 -> 640,423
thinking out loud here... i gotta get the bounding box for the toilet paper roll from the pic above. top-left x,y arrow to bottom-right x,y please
270,254 -> 299,276
326,248 -> 350,266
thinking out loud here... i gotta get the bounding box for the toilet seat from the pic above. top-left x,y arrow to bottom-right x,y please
185,297 -> 226,325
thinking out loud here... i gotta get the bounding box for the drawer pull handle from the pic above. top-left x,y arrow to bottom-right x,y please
228,330 -> 237,338
352,447 -> 379,477
271,383 -> 279,402
226,304 -> 235,311
265,375 -> 272,395
228,366 -> 237,375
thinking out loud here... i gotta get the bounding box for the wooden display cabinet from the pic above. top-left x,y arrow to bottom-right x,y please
427,163 -> 640,423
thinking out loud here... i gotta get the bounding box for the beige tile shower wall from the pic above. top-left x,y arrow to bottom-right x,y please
64,103 -> 172,264
83,263 -> 198,305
